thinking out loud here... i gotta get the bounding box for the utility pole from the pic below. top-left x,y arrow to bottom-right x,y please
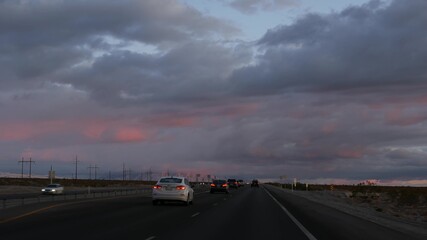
18,157 -> 25,178
74,155 -> 79,180
94,164 -> 99,180
28,158 -> 35,178
18,157 -> 35,178
122,163 -> 125,181
87,164 -> 98,180
49,165 -> 54,184
88,164 -> 91,179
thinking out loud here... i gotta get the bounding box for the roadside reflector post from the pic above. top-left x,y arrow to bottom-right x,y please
306,183 -> 308,191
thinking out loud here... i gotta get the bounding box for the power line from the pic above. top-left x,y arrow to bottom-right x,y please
17,157 -> 35,178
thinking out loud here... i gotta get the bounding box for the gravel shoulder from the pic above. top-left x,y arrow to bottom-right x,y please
271,185 -> 427,237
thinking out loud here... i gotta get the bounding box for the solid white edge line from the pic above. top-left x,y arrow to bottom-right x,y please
145,236 -> 156,240
263,187 -> 318,240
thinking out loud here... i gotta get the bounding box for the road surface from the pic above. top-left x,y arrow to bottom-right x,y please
0,184 -> 424,240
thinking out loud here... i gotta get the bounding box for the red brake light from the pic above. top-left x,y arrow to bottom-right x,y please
222,184 -> 227,187
176,185 -> 186,190
210,183 -> 215,187
153,185 -> 162,189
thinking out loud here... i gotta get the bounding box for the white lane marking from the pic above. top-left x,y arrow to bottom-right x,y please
191,212 -> 200,218
263,187 -> 318,240
145,236 -> 156,240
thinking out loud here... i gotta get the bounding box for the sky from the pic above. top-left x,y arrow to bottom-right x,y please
1,0 -> 427,186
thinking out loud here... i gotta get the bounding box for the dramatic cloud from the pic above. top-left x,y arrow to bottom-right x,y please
1,0 -> 427,185
233,0 -> 427,94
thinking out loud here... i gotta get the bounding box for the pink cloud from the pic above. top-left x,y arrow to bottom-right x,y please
0,118 -> 154,144
385,107 -> 426,126
114,128 -> 148,143
321,122 -> 337,134
148,116 -> 198,127
0,120 -> 70,141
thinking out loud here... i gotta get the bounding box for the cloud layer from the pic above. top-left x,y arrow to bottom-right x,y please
1,0 -> 427,184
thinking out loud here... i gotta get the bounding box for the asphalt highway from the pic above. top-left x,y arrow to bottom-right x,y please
0,185 -> 424,240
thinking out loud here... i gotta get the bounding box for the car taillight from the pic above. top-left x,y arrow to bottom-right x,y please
210,183 -> 215,187
222,184 -> 227,187
153,185 -> 162,189
176,185 -> 186,190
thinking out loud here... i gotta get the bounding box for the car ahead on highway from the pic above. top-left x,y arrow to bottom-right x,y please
238,179 -> 245,187
41,183 -> 64,195
152,176 -> 194,206
210,179 -> 229,194
251,179 -> 259,187
227,178 -> 239,189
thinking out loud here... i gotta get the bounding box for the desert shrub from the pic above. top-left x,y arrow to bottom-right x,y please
397,188 -> 421,206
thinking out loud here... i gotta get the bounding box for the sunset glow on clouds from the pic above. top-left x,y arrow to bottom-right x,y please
1,0 -> 427,185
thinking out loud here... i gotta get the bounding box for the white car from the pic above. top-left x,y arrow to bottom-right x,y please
152,176 -> 194,205
41,183 -> 64,195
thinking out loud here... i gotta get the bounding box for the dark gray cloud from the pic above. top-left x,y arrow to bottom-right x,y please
0,0 -> 240,90
232,0 -> 427,94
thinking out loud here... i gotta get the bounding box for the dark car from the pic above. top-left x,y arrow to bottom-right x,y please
210,179 -> 229,194
227,178 -> 239,189
238,179 -> 245,187
251,179 -> 259,187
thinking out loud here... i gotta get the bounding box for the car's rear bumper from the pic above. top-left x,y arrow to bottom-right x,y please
152,192 -> 188,202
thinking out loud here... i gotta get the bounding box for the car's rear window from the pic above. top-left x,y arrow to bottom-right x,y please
213,180 -> 226,184
159,178 -> 182,183
47,184 -> 60,187
227,179 -> 236,182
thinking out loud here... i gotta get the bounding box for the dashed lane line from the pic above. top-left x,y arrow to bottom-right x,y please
191,212 -> 200,218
